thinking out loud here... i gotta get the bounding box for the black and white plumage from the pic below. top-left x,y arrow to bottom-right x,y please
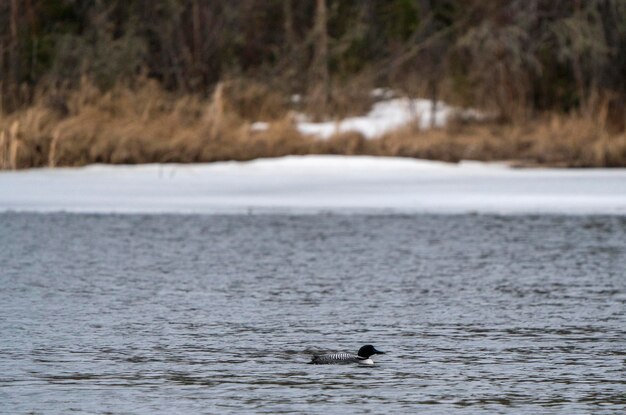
309,345 -> 385,365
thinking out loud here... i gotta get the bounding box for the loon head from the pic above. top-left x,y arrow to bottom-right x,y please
357,345 -> 385,359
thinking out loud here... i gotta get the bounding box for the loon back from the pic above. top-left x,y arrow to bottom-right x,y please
310,352 -> 365,365
309,345 -> 384,365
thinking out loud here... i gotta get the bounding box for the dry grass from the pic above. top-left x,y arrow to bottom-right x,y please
1,79 -> 625,169
369,114 -> 626,167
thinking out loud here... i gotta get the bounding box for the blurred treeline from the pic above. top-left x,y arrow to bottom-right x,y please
1,0 -> 625,124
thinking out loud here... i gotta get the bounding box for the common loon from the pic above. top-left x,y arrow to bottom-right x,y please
309,345 -> 385,365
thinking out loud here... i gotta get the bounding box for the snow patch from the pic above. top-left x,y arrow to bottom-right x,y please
250,94 -> 485,138
297,98 -> 452,139
250,121 -> 269,132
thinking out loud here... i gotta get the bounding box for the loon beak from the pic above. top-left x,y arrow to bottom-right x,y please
375,349 -> 385,355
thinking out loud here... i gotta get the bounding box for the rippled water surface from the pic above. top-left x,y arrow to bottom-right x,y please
1,213 -> 625,414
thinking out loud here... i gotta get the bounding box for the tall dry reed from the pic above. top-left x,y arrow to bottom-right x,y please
0,79 -> 625,169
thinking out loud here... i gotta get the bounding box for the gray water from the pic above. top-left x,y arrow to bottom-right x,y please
1,213 -> 625,414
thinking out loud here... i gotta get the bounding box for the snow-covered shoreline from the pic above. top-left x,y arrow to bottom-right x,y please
1,155 -> 626,215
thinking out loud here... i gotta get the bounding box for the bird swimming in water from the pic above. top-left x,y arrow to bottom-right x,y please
309,345 -> 385,365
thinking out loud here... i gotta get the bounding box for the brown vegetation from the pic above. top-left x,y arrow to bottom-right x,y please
1,80 -> 624,169
376,113 -> 626,167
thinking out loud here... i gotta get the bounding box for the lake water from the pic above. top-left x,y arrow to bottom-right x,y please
1,213 -> 625,414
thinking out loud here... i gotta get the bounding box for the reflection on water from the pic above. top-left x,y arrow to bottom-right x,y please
1,213 -> 625,414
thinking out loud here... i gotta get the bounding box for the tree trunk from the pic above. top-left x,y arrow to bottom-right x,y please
283,0 -> 295,54
192,0 -> 201,65
9,0 -> 19,85
310,0 -> 329,118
